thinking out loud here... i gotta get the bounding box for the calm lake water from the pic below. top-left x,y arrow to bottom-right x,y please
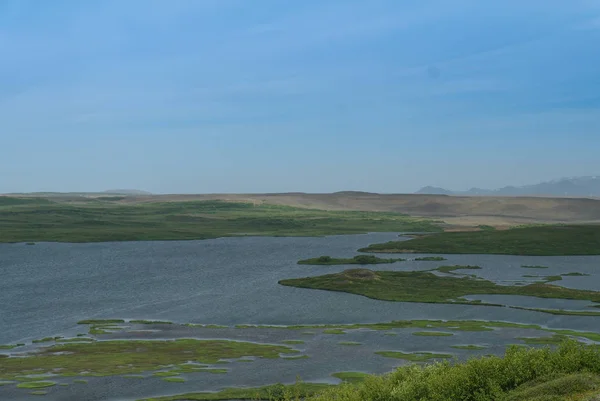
2,233 -> 600,344
1,233 -> 600,400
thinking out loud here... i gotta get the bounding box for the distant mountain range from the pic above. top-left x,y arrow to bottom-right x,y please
416,176 -> 600,197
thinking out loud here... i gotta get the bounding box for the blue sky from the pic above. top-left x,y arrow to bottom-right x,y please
1,0 -> 600,193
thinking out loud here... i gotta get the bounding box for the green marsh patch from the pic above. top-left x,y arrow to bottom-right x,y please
359,224 -> 600,256
16,381 -> 56,389
414,256 -> 447,261
339,341 -> 362,346
331,371 -> 370,383
518,335 -> 570,345
162,377 -> 185,383
279,268 -> 600,306
0,339 -> 296,380
153,371 -> 180,377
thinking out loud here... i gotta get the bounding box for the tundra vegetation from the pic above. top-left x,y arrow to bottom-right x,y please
360,225 -> 600,255
0,199 -> 440,243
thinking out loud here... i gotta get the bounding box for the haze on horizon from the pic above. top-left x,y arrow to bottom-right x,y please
1,0 -> 600,195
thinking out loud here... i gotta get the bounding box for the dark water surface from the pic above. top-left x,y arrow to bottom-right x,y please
1,233 -> 600,400
2,233 -> 600,344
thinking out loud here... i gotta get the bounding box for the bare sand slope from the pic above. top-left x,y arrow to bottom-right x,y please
108,192 -> 600,225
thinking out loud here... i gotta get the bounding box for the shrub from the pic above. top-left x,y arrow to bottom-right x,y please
308,341 -> 600,401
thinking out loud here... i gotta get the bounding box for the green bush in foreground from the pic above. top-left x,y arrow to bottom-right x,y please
309,341 -> 600,401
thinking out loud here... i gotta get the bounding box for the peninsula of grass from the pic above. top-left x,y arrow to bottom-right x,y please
137,382 -> 334,401
278,268 -> 600,306
0,339 -> 296,380
331,372 -> 370,383
359,224 -> 600,255
0,199 -> 440,243
412,331 -> 454,337
375,351 -> 452,361
298,255 -> 404,265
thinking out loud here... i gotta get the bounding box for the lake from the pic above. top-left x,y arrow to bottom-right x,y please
1,233 -> 600,400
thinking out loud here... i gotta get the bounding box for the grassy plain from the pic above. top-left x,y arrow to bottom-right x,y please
0,198 -> 440,243
360,225 -> 600,255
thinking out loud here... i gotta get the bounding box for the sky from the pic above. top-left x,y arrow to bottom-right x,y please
1,0 -> 600,194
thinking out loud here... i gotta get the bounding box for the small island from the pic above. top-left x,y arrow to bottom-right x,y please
298,255 -> 405,265
279,268 -> 600,306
